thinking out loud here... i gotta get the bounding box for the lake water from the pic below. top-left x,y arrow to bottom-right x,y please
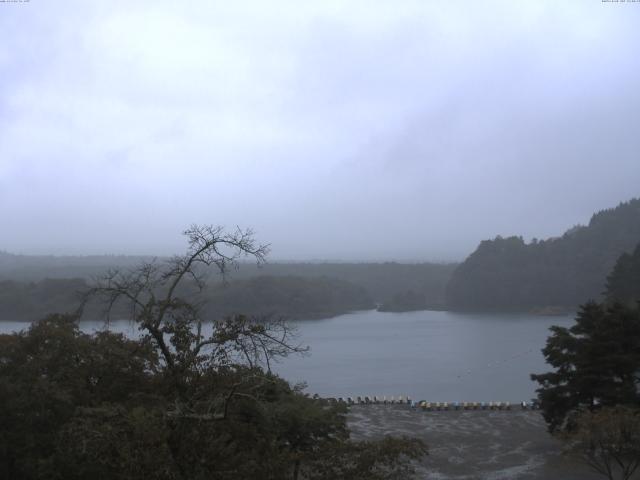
0,310 -> 574,403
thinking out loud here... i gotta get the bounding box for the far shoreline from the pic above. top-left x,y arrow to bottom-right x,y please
0,305 -> 577,325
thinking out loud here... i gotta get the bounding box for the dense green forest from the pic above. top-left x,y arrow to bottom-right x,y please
0,254 -> 455,320
0,254 -> 455,307
446,198 -> 640,311
605,242 -> 640,307
377,290 -> 435,312
0,279 -> 86,322
0,252 -> 152,281
230,263 -> 457,306
0,275 -> 374,322
201,276 -> 374,320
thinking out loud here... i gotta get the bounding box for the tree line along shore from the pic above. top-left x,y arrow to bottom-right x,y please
1,198 -> 639,320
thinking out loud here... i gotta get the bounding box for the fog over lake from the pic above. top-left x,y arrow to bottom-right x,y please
2,310 -> 574,403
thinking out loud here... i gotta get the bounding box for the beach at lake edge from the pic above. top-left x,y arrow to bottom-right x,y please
348,405 -> 604,480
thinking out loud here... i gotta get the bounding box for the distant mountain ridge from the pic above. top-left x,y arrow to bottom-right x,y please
446,198 -> 640,311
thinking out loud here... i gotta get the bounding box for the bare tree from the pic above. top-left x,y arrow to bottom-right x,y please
82,225 -> 306,417
565,406 -> 640,480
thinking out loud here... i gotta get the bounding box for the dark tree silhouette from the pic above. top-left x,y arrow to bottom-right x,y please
606,243 -> 640,307
0,225 -> 427,480
531,302 -> 640,433
447,198 -> 640,311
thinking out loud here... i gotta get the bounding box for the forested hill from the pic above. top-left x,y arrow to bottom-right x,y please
201,275 -> 374,320
0,253 -> 456,308
0,275 -> 374,322
446,198 -> 640,311
605,242 -> 640,307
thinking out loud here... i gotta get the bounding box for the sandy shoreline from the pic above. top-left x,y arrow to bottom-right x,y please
347,405 -> 608,480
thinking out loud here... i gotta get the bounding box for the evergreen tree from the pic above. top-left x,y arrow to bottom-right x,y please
531,302 -> 640,433
606,243 -> 640,307
447,198 -> 640,310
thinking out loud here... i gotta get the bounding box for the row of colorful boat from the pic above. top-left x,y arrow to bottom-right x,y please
415,401 -> 529,410
330,396 -> 411,405
326,397 -> 539,410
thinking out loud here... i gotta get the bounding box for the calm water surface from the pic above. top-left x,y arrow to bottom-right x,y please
1,310 -> 574,402
278,310 -> 574,402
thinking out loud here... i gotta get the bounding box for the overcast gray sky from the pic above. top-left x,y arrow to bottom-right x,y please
1,0 -> 639,261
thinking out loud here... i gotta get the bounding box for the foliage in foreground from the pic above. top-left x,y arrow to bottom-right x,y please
564,406 -> 640,480
531,301 -> 640,433
0,315 -> 426,480
0,225 -> 426,479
